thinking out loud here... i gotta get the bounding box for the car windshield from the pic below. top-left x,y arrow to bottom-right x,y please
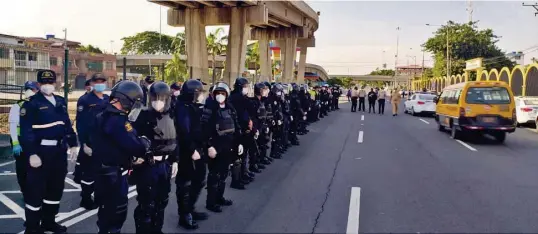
523,99 -> 538,105
465,87 -> 511,104
419,95 -> 435,100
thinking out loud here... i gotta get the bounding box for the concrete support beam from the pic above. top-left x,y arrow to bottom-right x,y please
279,38 -> 297,83
185,8 -> 209,81
168,6 -> 268,27
225,7 -> 250,85
296,47 -> 307,84
250,26 -> 308,40
258,31 -> 272,82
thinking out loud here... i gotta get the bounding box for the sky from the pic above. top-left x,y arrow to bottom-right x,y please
1,0 -> 537,75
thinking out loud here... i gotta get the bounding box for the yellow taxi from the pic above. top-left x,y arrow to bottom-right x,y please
434,81 -> 516,143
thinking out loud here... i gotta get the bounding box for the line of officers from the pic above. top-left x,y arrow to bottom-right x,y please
8,69 -> 341,234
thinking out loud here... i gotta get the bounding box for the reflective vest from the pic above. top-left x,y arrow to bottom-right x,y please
16,100 -> 25,136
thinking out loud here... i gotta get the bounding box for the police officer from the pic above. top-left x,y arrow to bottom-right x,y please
76,73 -> 110,210
298,84 -> 310,135
20,70 -> 79,233
281,84 -> 293,150
268,83 -> 284,159
201,82 -> 242,212
320,85 -> 330,116
333,85 -> 342,110
289,84 -> 303,143
174,79 -> 209,229
142,75 -> 156,106
358,86 -> 367,112
8,81 -> 38,197
248,83 -> 270,172
170,82 -> 181,112
73,78 -> 93,184
228,78 -> 255,189
92,81 -> 150,234
131,81 -> 179,234
260,82 -> 274,165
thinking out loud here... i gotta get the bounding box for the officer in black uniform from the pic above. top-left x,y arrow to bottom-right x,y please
289,84 -> 303,143
268,83 -> 284,159
333,85 -> 342,110
259,82 -> 274,165
92,81 -> 150,234
201,82 -> 242,213
170,82 -> 181,112
73,79 -> 93,184
228,78 -> 254,189
131,81 -> 179,234
298,84 -> 310,135
248,83 -> 271,172
76,73 -> 110,210
320,85 -> 330,116
20,70 -> 79,233
174,79 -> 209,229
142,75 -> 155,106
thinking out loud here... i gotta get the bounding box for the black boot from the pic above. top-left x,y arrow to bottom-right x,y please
217,182 -> 233,206
257,163 -> 267,169
80,197 -> 98,210
41,221 -> 67,234
265,156 -> 274,162
189,183 -> 208,221
249,165 -> 262,173
178,213 -> 198,230
231,162 -> 246,190
24,228 -> 44,234
230,181 -> 246,190
205,179 -> 222,213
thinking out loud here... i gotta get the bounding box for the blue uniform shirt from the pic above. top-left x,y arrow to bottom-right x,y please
19,92 -> 77,156
175,99 -> 203,160
92,104 -> 147,167
76,92 -> 109,146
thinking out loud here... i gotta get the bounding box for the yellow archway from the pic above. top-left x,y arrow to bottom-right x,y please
511,65 -> 524,96
489,69 -> 499,81
456,74 -> 462,83
499,67 -> 511,84
451,75 -> 457,85
524,63 -> 538,96
463,73 -> 468,82
479,69 -> 489,81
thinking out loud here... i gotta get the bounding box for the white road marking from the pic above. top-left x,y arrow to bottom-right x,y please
456,140 -> 477,151
355,157 -> 362,160
360,124 -> 364,126
0,214 -> 20,219
361,115 -> 364,121
346,187 -> 361,234
61,191 -> 138,228
357,131 -> 364,143
56,208 -> 86,222
419,118 -> 430,124
0,193 -> 25,220
0,189 -> 81,194
0,160 -> 15,168
64,177 -> 81,190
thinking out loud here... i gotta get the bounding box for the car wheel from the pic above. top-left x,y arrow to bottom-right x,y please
494,132 -> 506,143
411,107 -> 416,116
404,105 -> 408,114
450,123 -> 462,140
438,123 -> 445,132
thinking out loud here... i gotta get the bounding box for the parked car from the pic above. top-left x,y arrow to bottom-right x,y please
514,96 -> 538,126
404,93 -> 437,116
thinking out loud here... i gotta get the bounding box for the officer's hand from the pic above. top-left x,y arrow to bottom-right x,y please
29,154 -> 42,168
192,150 -> 201,161
271,120 -> 276,126
238,144 -> 244,155
308,107 -> 311,111
248,120 -> 253,130
139,136 -> 151,151
254,131 -> 259,140
83,144 -> 92,156
69,147 -> 78,162
265,127 -> 269,134
12,144 -> 22,156
303,116 -> 307,121
290,116 -> 293,122
133,157 -> 145,165
171,162 -> 178,178
208,147 -> 217,159
278,120 -> 282,125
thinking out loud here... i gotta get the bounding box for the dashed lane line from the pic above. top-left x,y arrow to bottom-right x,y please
0,161 -> 15,168
346,187 -> 361,234
419,118 -> 430,124
357,131 -> 364,143
456,139 -> 477,151
361,115 -> 364,121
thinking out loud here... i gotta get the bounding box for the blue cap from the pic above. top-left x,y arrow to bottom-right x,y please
85,79 -> 92,86
91,73 -> 107,82
37,69 -> 56,83
24,81 -> 38,90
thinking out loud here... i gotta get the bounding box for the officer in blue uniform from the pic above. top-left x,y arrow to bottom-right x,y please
8,81 -> 38,197
73,78 -> 93,184
20,70 -> 79,234
92,81 -> 150,234
201,82 -> 242,213
174,79 -> 209,230
131,81 -> 179,234
248,83 -> 270,172
76,73 -> 110,210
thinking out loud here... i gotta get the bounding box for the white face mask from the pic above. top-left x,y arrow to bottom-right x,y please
216,94 -> 226,103
40,84 -> 55,95
197,94 -> 205,103
262,89 -> 269,97
173,90 -> 180,96
276,91 -> 282,96
242,88 -> 249,96
151,100 -> 165,112
24,90 -> 35,99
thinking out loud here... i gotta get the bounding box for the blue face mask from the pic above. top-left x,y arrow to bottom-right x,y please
94,83 -> 106,92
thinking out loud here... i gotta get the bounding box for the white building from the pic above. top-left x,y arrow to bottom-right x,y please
0,34 -> 50,85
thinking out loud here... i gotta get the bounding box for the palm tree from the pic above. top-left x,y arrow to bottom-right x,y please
246,42 -> 260,82
165,52 -> 188,83
206,28 -> 227,84
172,32 -> 186,55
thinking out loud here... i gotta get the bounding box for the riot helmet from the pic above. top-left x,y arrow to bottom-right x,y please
254,83 -> 266,96
213,82 -> 230,104
272,83 -> 283,97
234,77 -> 250,96
170,82 -> 181,96
263,81 -> 272,90
291,83 -> 299,92
110,81 -> 144,122
282,84 -> 290,95
180,79 -> 204,103
149,81 -> 171,113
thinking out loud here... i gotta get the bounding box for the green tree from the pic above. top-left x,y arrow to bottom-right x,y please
246,42 -> 260,82
206,28 -> 227,84
120,31 -> 175,55
369,68 -> 395,76
423,21 -> 514,79
172,32 -> 186,55
341,77 -> 353,88
165,53 -> 188,83
326,78 -> 344,86
78,44 -> 103,54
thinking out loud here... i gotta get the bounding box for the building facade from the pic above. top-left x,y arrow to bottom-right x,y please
0,34 -> 50,85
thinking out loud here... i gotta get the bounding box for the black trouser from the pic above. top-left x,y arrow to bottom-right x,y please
358,98 -> 365,111
176,157 -> 207,216
334,97 -> 339,109
368,100 -> 376,113
351,97 -> 358,112
207,150 -> 231,207
378,99 -> 385,114
96,166 -> 129,234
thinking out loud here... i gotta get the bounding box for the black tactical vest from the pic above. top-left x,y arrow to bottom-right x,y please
216,108 -> 235,136
152,113 -> 177,155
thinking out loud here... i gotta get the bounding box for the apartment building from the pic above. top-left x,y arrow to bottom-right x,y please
0,34 -> 50,85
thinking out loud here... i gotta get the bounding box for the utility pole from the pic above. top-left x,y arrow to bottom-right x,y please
421,48 -> 425,78
446,23 -> 450,79
394,27 -> 400,89
62,28 -> 69,104
110,40 -> 114,54
466,0 -> 474,22
159,6 -> 162,54
523,2 -> 538,16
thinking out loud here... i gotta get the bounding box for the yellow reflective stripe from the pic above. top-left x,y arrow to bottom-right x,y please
12,141 -> 19,146
32,121 -> 65,129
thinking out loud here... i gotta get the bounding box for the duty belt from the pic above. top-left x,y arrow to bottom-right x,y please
217,128 -> 235,136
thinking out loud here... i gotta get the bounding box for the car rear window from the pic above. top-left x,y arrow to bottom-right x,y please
465,87 -> 511,104
523,99 -> 538,105
419,95 -> 435,100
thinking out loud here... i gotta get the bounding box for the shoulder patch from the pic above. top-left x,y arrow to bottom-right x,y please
77,105 -> 84,112
125,122 -> 133,132
20,108 -> 26,116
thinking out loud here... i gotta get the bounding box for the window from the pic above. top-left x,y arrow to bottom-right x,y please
50,57 -> 58,66
465,87 -> 511,104
523,99 -> 538,105
440,90 -> 450,104
105,61 -> 113,70
0,48 -> 9,59
28,52 -> 37,61
14,51 -> 26,60
87,61 -> 103,72
419,95 -> 435,101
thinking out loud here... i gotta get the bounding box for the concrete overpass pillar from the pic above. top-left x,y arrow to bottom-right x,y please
258,31 -> 271,82
296,47 -> 307,84
281,38 -> 297,83
225,7 -> 249,85
185,8 -> 209,82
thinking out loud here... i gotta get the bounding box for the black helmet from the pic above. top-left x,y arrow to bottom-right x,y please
145,75 -> 155,84
110,81 -> 144,121
291,83 -> 299,91
180,79 -> 204,103
263,81 -> 272,90
299,84 -> 306,92
149,81 -> 171,112
234,77 -> 249,91
254,83 -> 266,96
271,83 -> 283,96
170,82 -> 181,90
84,79 -> 92,87
213,82 -> 231,96
91,73 -> 107,82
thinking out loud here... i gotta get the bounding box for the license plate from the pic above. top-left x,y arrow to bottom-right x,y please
482,117 -> 496,123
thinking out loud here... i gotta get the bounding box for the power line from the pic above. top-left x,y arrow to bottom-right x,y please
522,2 -> 538,16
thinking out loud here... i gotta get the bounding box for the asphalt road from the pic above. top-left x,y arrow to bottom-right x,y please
2,101 -> 538,233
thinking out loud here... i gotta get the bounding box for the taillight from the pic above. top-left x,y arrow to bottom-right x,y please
417,101 -> 425,105
521,107 -> 533,112
459,107 -> 466,117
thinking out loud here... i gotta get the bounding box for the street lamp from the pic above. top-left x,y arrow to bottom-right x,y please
426,22 -> 451,78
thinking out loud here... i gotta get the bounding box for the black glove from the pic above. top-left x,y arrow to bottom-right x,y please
139,136 -> 151,152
